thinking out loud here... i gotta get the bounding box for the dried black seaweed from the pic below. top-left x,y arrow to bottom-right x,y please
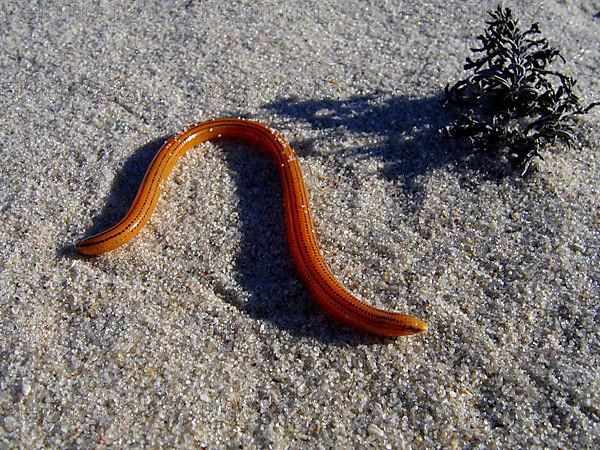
444,5 -> 598,174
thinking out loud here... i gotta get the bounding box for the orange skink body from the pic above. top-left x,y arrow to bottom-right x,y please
76,118 -> 427,337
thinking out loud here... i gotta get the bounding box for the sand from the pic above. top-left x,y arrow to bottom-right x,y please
1,0 -> 598,447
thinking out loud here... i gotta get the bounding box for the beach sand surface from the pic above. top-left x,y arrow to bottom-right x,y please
1,1 -> 598,447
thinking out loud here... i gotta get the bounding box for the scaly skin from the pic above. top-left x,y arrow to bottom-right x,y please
75,118 -> 427,337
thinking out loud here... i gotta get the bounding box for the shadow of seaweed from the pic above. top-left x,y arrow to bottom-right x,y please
264,93 -> 508,208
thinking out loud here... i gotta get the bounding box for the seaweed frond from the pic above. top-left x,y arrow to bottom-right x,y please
444,5 -> 598,174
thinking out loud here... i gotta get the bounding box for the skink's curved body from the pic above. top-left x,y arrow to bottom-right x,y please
76,118 -> 427,337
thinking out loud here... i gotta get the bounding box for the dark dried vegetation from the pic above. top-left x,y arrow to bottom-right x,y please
444,5 -> 597,174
